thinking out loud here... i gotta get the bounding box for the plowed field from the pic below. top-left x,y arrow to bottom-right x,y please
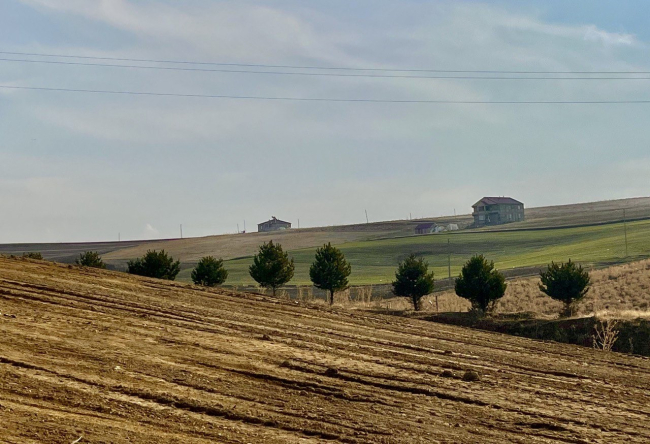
1,257 -> 649,443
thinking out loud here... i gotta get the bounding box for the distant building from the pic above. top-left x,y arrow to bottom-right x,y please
446,223 -> 459,231
258,217 -> 292,233
415,223 -> 439,235
472,197 -> 524,227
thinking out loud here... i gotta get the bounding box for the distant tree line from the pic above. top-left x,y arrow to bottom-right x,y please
23,241 -> 591,318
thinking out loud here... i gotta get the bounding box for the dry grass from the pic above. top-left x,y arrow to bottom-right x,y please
337,259 -> 650,318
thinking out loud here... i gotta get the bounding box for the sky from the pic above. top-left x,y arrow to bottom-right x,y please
1,0 -> 649,243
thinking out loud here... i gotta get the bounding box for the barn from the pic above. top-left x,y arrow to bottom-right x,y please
258,217 -> 292,233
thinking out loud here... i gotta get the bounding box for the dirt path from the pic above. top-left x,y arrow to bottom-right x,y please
1,257 -> 649,443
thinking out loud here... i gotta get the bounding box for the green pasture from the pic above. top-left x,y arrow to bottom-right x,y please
178,219 -> 650,286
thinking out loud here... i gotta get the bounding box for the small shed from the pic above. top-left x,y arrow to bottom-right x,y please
415,223 -> 437,235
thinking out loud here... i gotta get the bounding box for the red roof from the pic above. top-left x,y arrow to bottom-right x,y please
473,197 -> 523,207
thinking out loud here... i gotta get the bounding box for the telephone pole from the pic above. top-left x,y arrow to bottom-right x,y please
365,210 -> 369,224
623,210 -> 627,257
448,238 -> 451,281
180,224 -> 183,239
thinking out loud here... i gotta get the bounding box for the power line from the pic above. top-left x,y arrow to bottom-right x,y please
3,85 -> 650,104
3,57 -> 650,80
2,50 -> 650,75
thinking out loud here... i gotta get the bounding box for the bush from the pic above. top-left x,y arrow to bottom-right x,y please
309,243 -> 352,305
191,256 -> 228,287
249,241 -> 294,296
75,251 -> 106,269
455,255 -> 506,314
22,252 -> 43,260
392,254 -> 434,311
539,260 -> 591,317
127,250 -> 181,280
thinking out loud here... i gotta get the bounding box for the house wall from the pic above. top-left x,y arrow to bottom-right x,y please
473,203 -> 524,226
258,221 -> 292,232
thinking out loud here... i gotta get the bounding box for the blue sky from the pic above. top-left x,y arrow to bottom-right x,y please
1,1 -> 649,242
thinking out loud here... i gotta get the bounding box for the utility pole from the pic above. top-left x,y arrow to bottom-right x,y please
298,218 -> 300,229
365,210 -> 369,224
180,224 -> 183,239
448,238 -> 451,282
623,209 -> 627,257
244,220 -> 246,233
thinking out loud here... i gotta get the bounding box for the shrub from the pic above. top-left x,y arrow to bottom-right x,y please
539,260 -> 591,317
75,251 -> 106,269
392,254 -> 435,311
309,243 -> 352,305
455,255 -> 506,314
249,241 -> 294,296
127,250 -> 180,280
22,252 -> 43,260
191,256 -> 228,287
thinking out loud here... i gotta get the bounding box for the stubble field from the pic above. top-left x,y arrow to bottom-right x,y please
1,257 -> 650,443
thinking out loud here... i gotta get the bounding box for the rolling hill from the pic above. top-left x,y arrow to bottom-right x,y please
1,257 -> 649,443
2,197 -> 650,287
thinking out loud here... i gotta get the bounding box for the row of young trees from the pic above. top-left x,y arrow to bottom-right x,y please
72,244 -> 591,316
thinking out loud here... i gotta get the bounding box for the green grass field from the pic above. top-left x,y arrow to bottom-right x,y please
177,219 -> 650,286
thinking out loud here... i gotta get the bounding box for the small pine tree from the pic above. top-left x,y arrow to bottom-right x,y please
191,256 -> 228,287
249,241 -> 294,296
455,255 -> 506,314
75,251 -> 106,269
22,252 -> 44,260
127,250 -> 181,280
539,260 -> 591,317
309,243 -> 352,305
392,254 -> 435,311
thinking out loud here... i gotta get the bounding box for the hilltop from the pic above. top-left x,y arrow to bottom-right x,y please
1,257 -> 649,443
2,197 -> 649,268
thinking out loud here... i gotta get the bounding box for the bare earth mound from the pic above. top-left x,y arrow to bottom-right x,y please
1,258 -> 649,443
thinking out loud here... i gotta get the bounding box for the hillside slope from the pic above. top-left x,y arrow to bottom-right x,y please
103,196 -> 650,266
1,258 -> 650,443
2,197 -> 648,269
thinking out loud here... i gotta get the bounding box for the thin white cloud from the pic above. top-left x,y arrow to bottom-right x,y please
3,1 -> 650,242
583,25 -> 636,46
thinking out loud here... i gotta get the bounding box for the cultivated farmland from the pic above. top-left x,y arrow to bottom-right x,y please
204,218 -> 650,286
1,257 -> 650,443
2,196 -> 649,268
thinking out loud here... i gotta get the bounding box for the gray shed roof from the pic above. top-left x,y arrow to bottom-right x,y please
259,217 -> 291,225
473,197 -> 523,207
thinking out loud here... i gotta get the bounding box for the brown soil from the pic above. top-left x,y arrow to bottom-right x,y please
1,257 -> 649,443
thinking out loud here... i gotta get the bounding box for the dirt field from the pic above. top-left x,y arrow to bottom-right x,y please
2,257 -> 650,443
